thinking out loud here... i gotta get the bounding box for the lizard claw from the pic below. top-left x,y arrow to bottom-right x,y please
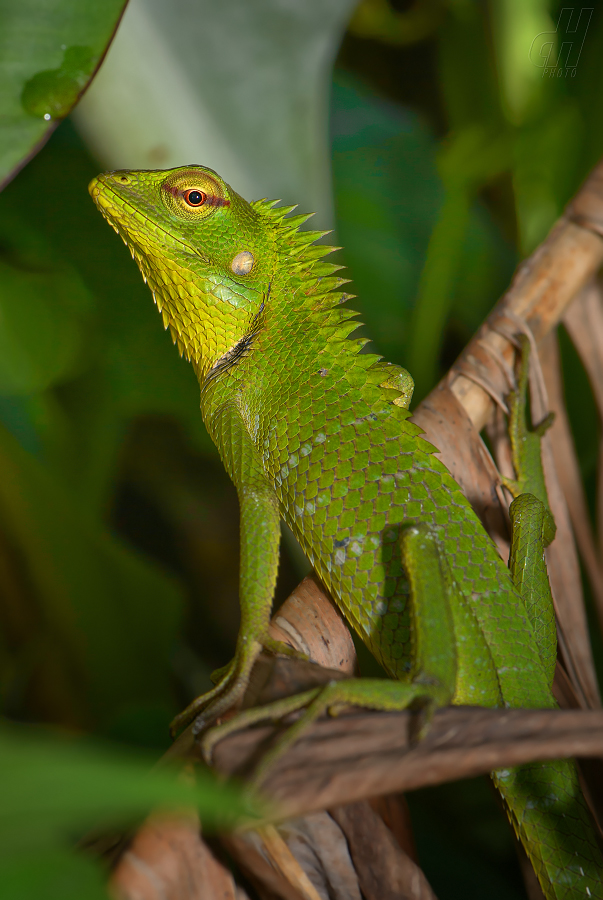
170,634 -> 309,739
198,688 -> 320,768
169,645 -> 259,739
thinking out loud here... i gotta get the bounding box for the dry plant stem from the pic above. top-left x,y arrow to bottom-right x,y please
222,830 -> 323,900
541,432 -> 596,706
451,172 -> 603,431
540,326 -> 603,651
254,826 -> 325,900
210,706 -> 603,822
562,284 -> 603,622
414,159 -> 603,483
271,812 -> 366,900
562,284 -> 603,563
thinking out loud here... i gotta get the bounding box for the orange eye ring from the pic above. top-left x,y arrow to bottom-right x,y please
183,189 -> 206,207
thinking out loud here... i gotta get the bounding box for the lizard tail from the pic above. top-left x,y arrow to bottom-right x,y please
493,759 -> 603,899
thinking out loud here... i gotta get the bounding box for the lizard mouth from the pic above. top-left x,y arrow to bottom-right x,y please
88,174 -> 197,259
88,175 -> 144,253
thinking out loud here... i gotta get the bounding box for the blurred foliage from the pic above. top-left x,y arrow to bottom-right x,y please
0,720 -> 255,899
1,0 -> 603,897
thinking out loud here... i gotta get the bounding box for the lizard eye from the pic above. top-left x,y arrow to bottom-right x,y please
162,170 -> 228,220
184,189 -> 206,207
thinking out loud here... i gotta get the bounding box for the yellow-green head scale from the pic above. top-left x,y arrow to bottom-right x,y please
89,166 -> 282,378
88,167 -> 397,439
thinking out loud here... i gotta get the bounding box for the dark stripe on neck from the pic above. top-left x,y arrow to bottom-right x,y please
202,293 -> 267,390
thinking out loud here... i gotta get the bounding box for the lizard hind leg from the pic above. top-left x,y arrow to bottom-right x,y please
501,335 -> 558,686
200,523 -> 458,787
502,333 -> 555,543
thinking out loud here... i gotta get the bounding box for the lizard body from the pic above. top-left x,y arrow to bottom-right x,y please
90,165 -> 603,898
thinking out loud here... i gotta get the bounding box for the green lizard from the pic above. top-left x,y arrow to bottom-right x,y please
90,165 -> 603,899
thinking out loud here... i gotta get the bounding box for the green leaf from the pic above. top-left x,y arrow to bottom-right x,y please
331,71 -> 442,364
0,850 -> 108,900
0,721 -> 255,900
0,0 -> 127,188
21,47 -> 96,119
0,213 -> 93,395
0,422 -> 184,732
0,722 -> 252,855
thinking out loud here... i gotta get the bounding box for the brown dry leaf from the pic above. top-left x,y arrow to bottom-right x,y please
562,283 -> 603,618
538,328 -> 602,706
275,811 -> 364,900
329,802 -> 436,900
109,810 -> 246,900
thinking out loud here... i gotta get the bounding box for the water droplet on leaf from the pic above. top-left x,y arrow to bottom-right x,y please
21,45 -> 97,119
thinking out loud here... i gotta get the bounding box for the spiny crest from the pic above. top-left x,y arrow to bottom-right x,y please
252,200 -> 411,409
253,199 -> 348,313
253,200 -> 420,412
252,198 -> 337,262
257,200 -> 366,329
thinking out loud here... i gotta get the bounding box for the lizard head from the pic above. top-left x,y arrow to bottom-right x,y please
89,165 -> 275,378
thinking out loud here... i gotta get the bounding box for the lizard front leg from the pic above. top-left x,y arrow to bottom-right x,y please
199,522 -> 458,781
170,481 -> 302,737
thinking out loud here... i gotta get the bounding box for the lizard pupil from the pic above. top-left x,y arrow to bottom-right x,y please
185,189 -> 206,207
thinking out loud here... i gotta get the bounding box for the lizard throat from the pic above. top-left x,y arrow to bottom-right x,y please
201,299 -> 266,388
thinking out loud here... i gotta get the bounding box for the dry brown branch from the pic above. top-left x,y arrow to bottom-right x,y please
209,700 -> 603,821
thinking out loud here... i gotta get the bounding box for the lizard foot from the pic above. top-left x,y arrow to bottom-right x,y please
199,676 -> 444,792
169,635 -> 308,738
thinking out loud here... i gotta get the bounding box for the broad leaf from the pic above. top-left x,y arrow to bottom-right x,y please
73,0 -> 358,228
0,0 -> 127,189
0,213 -> 93,395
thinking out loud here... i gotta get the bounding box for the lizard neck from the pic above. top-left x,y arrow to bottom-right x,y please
142,252 -> 265,382
198,205 -> 361,405
199,209 -> 387,458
